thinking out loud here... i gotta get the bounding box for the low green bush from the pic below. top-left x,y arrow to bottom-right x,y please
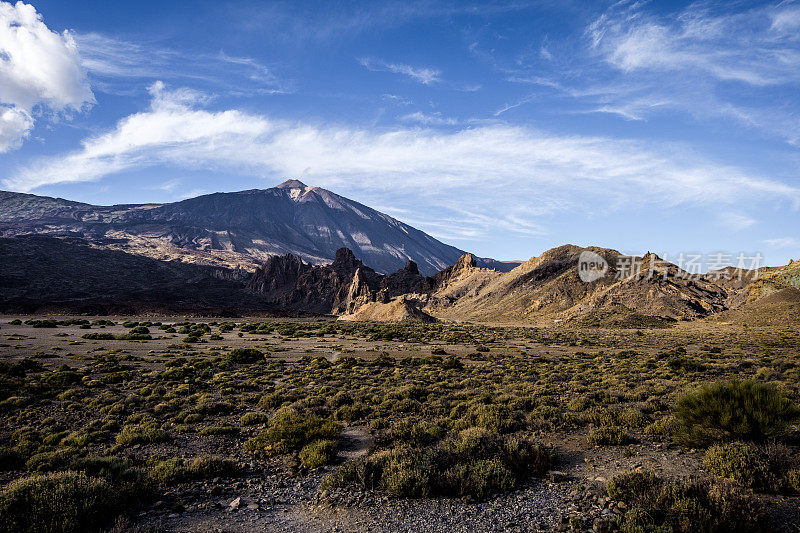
618,407 -> 648,428
673,379 -> 800,446
116,420 -> 170,446
299,439 -> 338,469
567,397 -> 590,412
258,390 -> 287,410
325,428 -> 552,500
25,319 -> 58,328
25,450 -> 75,472
607,470 -> 661,504
667,356 -> 705,372
644,415 -> 679,436
607,470 -> 764,532
457,403 -> 526,434
0,471 -> 120,533
703,442 -> 797,493
244,408 -> 340,456
388,419 -> 445,447
240,412 -> 270,426
227,348 -> 264,364
150,456 -> 238,485
588,425 -> 626,446
81,333 -> 114,340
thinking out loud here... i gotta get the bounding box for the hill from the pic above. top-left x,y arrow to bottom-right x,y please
423,245 -> 730,324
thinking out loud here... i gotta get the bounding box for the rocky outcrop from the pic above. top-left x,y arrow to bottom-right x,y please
339,267 -> 378,313
338,297 -> 437,323
432,253 -> 478,289
380,260 -> 435,295
246,254 -> 311,295
247,248 -> 368,314
247,247 -> 435,315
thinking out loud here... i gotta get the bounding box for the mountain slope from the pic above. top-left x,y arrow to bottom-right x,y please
741,259 -> 800,302
0,181 -> 515,276
710,287 -> 800,327
424,245 -> 730,323
0,235 -> 274,314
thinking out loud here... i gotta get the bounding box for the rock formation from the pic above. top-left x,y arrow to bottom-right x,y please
247,247 -> 435,315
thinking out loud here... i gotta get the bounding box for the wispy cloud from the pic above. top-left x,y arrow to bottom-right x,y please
6,82 -> 799,240
228,1 -> 538,45
0,1 -> 93,151
580,1 -> 800,145
145,178 -> 182,193
75,32 -> 290,95
770,5 -> 800,33
494,94 -> 536,116
764,237 -> 800,248
382,94 -> 412,105
494,2 -> 800,146
399,111 -> 459,125
588,2 -> 800,86
358,57 -> 441,85
717,211 -> 757,230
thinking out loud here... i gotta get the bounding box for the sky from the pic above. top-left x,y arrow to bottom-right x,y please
1,0 -> 799,266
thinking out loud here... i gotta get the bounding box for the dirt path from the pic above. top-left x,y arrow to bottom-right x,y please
141,477 -> 573,532
337,426 -> 374,461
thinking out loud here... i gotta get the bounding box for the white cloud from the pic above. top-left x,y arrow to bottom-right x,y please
589,3 -> 800,86
399,111 -> 459,125
75,32 -> 288,95
770,5 -> 800,33
146,178 -> 182,193
717,211 -> 757,230
358,57 -> 441,85
495,2 -> 800,147
0,105 -> 33,151
0,1 -> 93,151
382,94 -> 412,105
5,82 -> 799,238
494,94 -> 536,117
764,237 -> 800,248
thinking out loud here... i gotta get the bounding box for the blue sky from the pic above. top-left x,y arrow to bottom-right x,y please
1,0 -> 799,266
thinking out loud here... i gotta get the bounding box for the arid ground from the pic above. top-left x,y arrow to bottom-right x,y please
1,316 -> 799,532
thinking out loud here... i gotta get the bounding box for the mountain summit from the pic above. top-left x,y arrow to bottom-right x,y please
0,181 -> 515,276
276,179 -> 308,189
